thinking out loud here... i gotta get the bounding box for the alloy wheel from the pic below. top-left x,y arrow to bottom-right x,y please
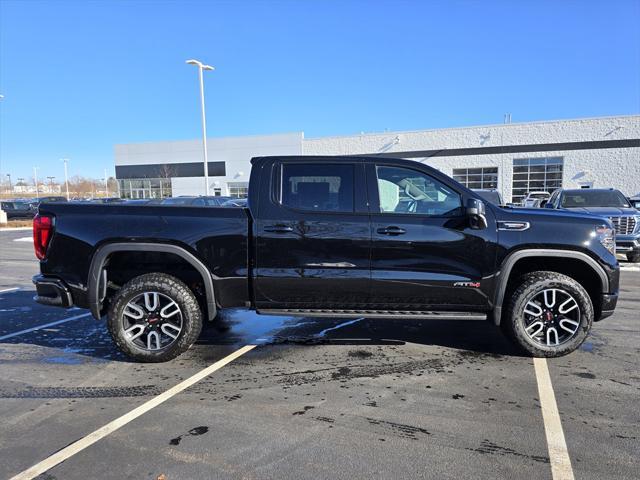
522,288 -> 581,347
121,291 -> 183,351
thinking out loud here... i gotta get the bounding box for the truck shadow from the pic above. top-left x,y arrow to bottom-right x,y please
200,309 -> 525,357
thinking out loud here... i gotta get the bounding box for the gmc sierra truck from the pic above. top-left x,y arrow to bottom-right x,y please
32,156 -> 620,362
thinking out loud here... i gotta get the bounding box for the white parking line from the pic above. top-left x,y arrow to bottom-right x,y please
9,344 -> 256,480
0,287 -> 20,294
0,312 -> 92,341
619,264 -> 640,272
533,357 -> 575,480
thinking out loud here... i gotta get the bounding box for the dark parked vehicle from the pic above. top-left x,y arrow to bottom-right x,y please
545,188 -> 640,262
159,196 -> 231,207
38,196 -> 67,203
89,197 -> 126,204
472,189 -> 503,206
221,198 -> 248,207
33,156 -> 619,362
1,200 -> 36,219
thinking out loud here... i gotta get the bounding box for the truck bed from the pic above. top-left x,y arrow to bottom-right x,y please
37,203 -> 250,315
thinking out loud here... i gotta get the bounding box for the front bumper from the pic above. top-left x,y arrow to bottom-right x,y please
615,236 -> 640,253
598,293 -> 618,321
33,274 -> 74,308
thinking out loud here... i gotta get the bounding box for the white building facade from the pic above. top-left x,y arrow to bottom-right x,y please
115,115 -> 640,202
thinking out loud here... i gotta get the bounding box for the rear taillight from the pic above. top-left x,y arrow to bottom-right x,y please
33,214 -> 54,260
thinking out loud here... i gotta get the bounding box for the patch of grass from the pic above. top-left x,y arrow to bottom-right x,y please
5,219 -> 33,228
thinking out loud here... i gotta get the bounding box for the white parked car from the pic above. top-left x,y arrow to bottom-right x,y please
522,191 -> 551,208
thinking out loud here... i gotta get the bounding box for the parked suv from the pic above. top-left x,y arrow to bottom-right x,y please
545,188 -> 640,262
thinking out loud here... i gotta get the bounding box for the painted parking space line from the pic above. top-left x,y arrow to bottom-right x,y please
0,287 -> 21,294
534,357 -> 575,480
0,227 -> 33,232
0,312 -> 92,341
9,344 -> 256,480
619,264 -> 640,272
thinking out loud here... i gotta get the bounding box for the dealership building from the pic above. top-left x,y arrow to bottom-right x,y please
115,115 -> 640,203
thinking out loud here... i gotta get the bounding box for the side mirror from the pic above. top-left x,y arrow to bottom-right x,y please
466,198 -> 488,230
540,200 -> 548,208
544,202 -> 554,209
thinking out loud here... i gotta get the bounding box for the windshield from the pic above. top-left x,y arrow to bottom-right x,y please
561,190 -> 630,208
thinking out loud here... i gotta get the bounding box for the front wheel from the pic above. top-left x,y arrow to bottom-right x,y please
501,271 -> 593,357
626,252 -> 640,263
107,273 -> 203,362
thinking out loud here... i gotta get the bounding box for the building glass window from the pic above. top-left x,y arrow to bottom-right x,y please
452,167 -> 498,190
511,157 -> 563,204
227,182 -> 249,198
118,178 -> 172,199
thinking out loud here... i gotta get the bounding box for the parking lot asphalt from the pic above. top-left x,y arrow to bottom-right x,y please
0,228 -> 638,480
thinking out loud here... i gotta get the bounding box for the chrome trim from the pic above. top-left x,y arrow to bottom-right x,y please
497,221 -> 531,231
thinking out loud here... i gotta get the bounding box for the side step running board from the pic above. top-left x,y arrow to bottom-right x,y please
258,309 -> 487,320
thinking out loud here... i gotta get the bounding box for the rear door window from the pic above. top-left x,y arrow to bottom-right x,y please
280,163 -> 355,213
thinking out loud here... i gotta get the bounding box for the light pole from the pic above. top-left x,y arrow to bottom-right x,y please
33,167 -> 39,200
47,176 -> 55,193
104,168 -> 109,197
186,59 -> 215,196
6,174 -> 11,194
62,158 -> 70,200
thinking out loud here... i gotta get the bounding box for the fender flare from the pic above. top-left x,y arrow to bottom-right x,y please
88,242 -> 217,321
492,249 -> 609,326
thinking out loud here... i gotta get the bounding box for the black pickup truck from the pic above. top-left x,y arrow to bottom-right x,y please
33,156 -> 619,362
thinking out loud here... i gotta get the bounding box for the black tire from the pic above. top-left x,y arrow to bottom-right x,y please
626,252 -> 640,263
107,273 -> 203,362
501,271 -> 593,357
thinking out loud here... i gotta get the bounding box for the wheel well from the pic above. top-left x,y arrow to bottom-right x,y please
103,251 -> 208,314
503,257 -> 603,319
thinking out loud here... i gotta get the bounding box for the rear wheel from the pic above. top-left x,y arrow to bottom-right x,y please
626,252 -> 640,263
501,271 -> 593,357
107,273 -> 203,362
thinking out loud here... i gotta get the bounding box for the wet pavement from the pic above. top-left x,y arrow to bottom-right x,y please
0,229 -> 638,479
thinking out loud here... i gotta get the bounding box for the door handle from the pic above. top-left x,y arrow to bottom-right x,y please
377,226 -> 406,235
264,224 -> 294,233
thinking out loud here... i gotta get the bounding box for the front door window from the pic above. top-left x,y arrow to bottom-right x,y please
375,165 -> 462,216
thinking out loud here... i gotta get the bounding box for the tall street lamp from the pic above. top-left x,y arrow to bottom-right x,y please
6,174 -> 11,194
186,59 -> 215,195
62,158 -> 70,200
47,176 -> 56,193
33,167 -> 39,200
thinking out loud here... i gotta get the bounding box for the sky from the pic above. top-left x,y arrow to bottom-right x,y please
1,0 -> 639,182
